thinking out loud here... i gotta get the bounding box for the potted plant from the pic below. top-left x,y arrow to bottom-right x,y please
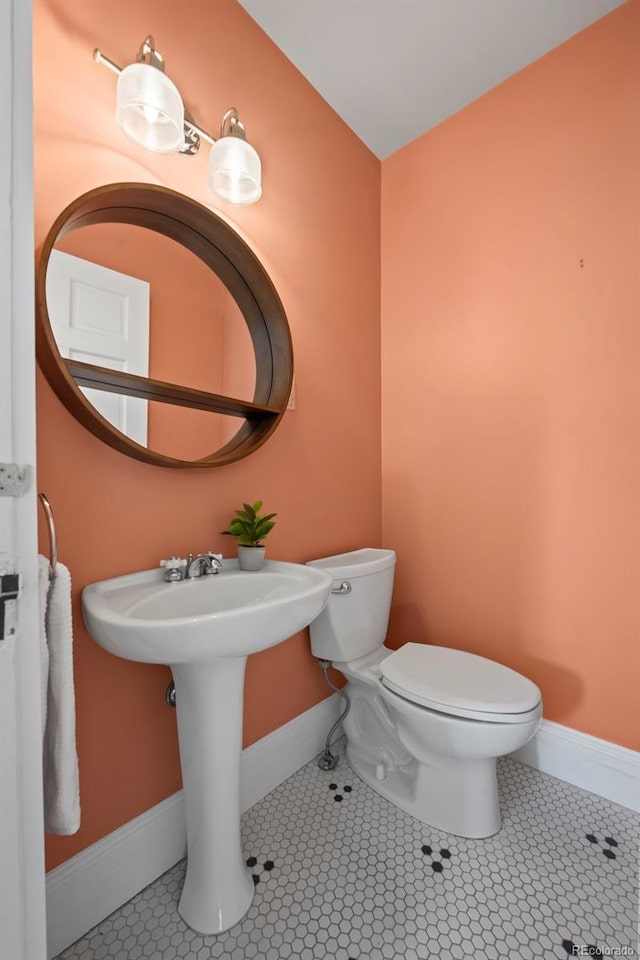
221,500 -> 277,571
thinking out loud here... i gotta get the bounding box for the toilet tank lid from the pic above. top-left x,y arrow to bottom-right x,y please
380,643 -> 541,717
306,548 -> 396,580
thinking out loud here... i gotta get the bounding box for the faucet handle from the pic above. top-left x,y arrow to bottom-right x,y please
160,557 -> 187,582
206,552 -> 224,571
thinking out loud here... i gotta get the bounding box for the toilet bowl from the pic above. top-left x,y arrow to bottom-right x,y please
307,549 -> 542,838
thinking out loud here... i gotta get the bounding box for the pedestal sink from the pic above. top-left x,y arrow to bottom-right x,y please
83,559 -> 332,935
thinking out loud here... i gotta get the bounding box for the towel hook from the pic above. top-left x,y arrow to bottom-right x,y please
38,493 -> 58,581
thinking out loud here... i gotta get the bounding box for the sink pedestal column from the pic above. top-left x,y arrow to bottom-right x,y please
171,656 -> 254,935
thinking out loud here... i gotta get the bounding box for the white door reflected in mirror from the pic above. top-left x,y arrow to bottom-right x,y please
46,249 -> 150,445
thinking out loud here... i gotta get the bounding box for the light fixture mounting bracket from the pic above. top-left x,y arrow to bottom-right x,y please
136,35 -> 165,71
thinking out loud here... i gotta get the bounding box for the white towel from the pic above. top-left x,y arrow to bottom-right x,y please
41,560 -> 81,835
38,555 -> 50,740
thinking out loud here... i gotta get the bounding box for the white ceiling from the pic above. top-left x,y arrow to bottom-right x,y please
238,0 -> 625,158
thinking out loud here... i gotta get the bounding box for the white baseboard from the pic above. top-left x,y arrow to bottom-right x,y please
46,693 -> 342,959
511,719 -> 640,812
46,791 -> 187,960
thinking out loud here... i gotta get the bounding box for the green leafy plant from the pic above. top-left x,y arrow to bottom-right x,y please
221,500 -> 277,547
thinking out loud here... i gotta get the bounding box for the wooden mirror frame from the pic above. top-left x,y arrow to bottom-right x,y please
36,183 -> 293,468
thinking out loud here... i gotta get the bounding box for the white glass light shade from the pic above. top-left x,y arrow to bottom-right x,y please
116,63 -> 184,154
208,137 -> 262,205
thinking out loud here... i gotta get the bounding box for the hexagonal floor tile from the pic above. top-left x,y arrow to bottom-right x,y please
55,746 -> 638,960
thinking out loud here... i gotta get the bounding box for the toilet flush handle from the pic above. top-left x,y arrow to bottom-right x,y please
332,581 -> 352,595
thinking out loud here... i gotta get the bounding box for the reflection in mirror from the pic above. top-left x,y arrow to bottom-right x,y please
147,403 -> 244,462
36,183 -> 293,468
46,223 -> 257,448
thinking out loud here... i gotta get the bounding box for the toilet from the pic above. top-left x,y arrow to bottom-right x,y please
307,548 -> 542,838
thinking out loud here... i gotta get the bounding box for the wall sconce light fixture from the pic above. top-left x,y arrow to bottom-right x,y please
94,36 -> 262,205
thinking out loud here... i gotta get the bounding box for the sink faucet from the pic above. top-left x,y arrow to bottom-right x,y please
160,553 -> 223,582
186,553 -> 223,579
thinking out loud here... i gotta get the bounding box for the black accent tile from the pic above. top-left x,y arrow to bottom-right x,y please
440,848 -> 451,859
603,849 -> 616,860
562,940 -> 576,955
246,856 -> 257,867
263,860 -> 275,871
334,794 -> 343,802
343,785 -> 352,792
421,845 -> 432,856
604,837 -> 618,847
431,861 -> 443,873
252,874 -> 260,885
329,783 -> 337,790
585,834 -> 598,843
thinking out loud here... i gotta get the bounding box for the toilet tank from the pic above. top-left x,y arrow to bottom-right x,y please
306,549 -> 396,662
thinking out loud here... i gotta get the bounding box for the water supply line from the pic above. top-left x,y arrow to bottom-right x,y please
317,660 -> 350,770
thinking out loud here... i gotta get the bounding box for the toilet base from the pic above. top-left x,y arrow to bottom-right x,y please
345,741 -> 501,839
334,652 -> 539,839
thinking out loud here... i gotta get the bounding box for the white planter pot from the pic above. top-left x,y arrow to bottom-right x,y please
237,545 -> 266,571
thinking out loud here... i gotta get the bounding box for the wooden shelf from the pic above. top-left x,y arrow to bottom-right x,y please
66,360 -> 279,420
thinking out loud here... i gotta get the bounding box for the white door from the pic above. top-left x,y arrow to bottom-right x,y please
0,1 -> 47,958
46,250 -> 150,446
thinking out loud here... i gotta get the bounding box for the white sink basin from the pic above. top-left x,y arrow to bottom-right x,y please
82,558 -> 331,937
83,559 -> 332,663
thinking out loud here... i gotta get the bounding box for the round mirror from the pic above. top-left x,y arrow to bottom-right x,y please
36,183 -> 293,467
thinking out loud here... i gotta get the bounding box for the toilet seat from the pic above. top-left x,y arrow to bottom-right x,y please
379,643 -> 541,723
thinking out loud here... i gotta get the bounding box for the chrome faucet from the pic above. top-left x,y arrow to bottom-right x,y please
160,553 -> 223,582
186,553 -> 223,579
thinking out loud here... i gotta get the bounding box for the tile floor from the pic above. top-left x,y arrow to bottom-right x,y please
56,747 -> 639,960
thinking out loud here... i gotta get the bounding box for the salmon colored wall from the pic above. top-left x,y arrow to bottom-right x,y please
34,0 -> 381,870
381,1 -> 639,750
